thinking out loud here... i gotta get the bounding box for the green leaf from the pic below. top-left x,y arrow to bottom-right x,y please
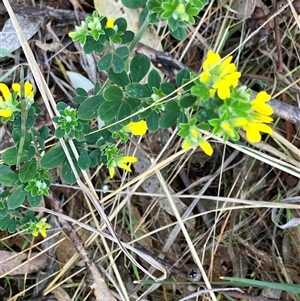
127,97 -> 141,113
27,194 -> 42,207
98,101 -> 120,122
161,11 -> 173,19
27,114 -> 35,128
222,277 -> 300,294
76,87 -> 88,97
122,0 -> 147,8
0,217 -> 10,231
98,53 -> 113,71
191,83 -> 210,101
178,112 -> 188,124
195,109 -> 217,122
83,37 -> 97,54
0,209 -> 8,218
159,111 -> 180,128
0,173 -> 19,187
85,130 -> 105,144
138,103 -> 152,119
19,160 -> 37,183
0,47 -> 15,59
161,3 -> 173,10
78,150 -> 91,170
165,101 -> 180,112
176,69 -> 191,87
197,123 -> 211,131
7,186 -> 27,209
104,86 -> 123,101
121,31 -> 134,43
77,95 -> 104,120
108,69 -> 130,86
179,95 -> 197,108
170,27 -> 187,40
56,101 -> 68,111
37,137 -> 45,151
117,101 -> 132,121
146,111 -> 159,132
39,125 -> 50,139
130,54 -> 151,82
115,46 -> 130,58
115,17 -> 127,32
40,146 -> 65,169
148,69 -> 161,90
2,147 -> 27,165
139,7 -> 149,26
0,165 -> 18,186
160,82 -> 175,95
7,219 -> 17,233
126,83 -> 151,98
75,130 -> 85,142
54,127 -> 65,138
148,12 -> 159,23
112,54 -> 125,73
72,95 -> 87,104
61,158 -> 78,185
94,82 -> 101,94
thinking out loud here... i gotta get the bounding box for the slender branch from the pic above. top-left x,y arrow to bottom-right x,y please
47,194 -> 116,301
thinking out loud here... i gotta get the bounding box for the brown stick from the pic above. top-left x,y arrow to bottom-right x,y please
0,3 -> 89,21
47,194 -> 116,301
273,0 -> 283,73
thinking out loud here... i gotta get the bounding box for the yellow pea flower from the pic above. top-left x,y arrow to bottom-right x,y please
242,121 -> 273,143
0,83 -> 14,117
198,138 -> 213,156
12,81 -> 34,99
31,218 -> 51,238
251,91 -> 273,116
106,18 -> 115,29
200,50 -> 241,100
108,155 -> 137,178
221,121 -> 235,138
0,81 -> 34,118
123,120 -> 148,135
181,125 -> 213,156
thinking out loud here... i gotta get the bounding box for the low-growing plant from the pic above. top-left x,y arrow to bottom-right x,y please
0,0 -> 274,238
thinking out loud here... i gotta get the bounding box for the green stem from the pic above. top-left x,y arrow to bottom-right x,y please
128,12 -> 150,53
17,68 -> 26,167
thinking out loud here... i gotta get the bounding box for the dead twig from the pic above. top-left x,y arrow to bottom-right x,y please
0,3 -> 89,21
47,194 -> 116,301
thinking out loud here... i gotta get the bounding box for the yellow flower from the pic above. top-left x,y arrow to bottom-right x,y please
0,83 -> 14,117
32,219 -> 51,238
177,4 -> 185,13
252,113 -> 273,123
0,104 -> 12,117
221,121 -> 235,138
251,91 -> 273,116
242,121 -> 272,143
198,138 -> 213,156
12,81 -> 34,99
123,120 -> 148,135
200,50 -> 241,100
239,91 -> 273,143
232,117 -> 248,127
108,155 -> 137,178
0,82 -> 34,118
106,18 -> 115,29
181,125 -> 213,156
